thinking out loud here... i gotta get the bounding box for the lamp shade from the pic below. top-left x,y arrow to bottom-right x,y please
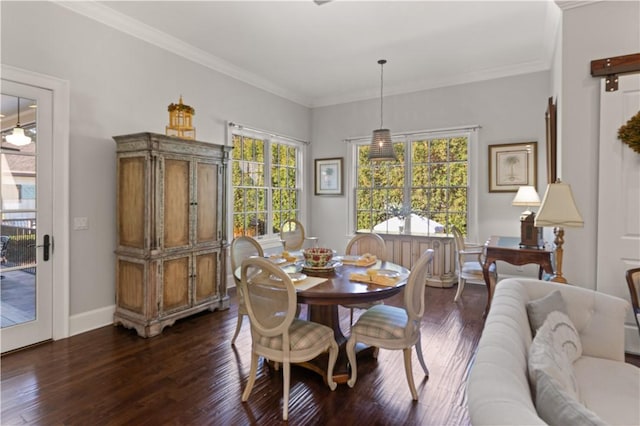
534,182 -> 584,228
369,129 -> 396,161
512,186 -> 541,207
5,125 -> 32,146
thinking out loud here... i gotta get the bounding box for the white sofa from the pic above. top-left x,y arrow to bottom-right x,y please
468,278 -> 640,425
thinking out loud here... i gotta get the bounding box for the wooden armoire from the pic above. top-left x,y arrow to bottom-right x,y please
113,132 -> 231,337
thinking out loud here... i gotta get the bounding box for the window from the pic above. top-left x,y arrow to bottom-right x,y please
354,131 -> 471,235
231,130 -> 303,239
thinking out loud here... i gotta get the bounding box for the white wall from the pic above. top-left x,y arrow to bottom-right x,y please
560,1 -> 640,288
311,72 -> 551,255
1,2 -> 311,320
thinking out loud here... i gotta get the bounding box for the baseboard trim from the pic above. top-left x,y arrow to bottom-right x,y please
69,305 -> 115,337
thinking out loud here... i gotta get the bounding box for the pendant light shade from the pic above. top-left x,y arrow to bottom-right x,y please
369,59 -> 396,161
6,98 -> 32,147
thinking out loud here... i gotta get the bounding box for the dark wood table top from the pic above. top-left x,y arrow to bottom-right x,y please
235,258 -> 409,306
295,260 -> 409,306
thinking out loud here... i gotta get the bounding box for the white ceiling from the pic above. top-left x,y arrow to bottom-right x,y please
61,1 -> 562,108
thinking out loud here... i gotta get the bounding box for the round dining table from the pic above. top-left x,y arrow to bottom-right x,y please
235,256 -> 410,384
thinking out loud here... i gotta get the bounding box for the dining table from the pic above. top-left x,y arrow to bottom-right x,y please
235,254 -> 410,384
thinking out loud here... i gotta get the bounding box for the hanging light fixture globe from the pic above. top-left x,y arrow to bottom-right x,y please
369,59 -> 396,161
6,97 -> 32,147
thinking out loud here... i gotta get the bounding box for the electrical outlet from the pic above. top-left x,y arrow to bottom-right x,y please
73,217 -> 89,230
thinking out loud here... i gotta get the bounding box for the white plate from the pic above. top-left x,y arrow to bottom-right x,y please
268,257 -> 287,265
289,272 -> 307,282
270,272 -> 307,282
302,259 -> 343,271
341,255 -> 360,262
371,269 -> 400,278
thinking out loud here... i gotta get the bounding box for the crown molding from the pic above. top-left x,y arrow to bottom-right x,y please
555,1 -> 601,11
52,1 -> 312,107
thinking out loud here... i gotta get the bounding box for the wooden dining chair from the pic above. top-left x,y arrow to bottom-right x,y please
230,236 -> 264,345
626,268 -> 640,333
342,233 -> 388,325
346,249 -> 434,400
452,226 -> 493,302
279,219 -> 306,250
239,257 -> 338,421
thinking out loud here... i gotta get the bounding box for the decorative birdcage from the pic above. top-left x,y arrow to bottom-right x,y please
166,96 -> 195,140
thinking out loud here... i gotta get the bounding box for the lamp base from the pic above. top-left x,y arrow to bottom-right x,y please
549,275 -> 568,284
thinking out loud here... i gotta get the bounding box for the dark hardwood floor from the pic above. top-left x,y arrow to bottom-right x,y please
2,283 -> 638,425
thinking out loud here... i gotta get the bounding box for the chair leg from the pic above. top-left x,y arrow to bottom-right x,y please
349,307 -> 355,326
403,347 -> 418,400
454,276 -> 465,302
327,340 -> 338,391
231,313 -> 244,345
415,336 -> 429,377
242,352 -> 259,402
346,335 -> 358,388
282,361 -> 291,421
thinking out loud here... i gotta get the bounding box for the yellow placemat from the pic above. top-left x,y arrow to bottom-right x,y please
294,276 -> 327,291
342,255 -> 377,267
349,273 -> 401,287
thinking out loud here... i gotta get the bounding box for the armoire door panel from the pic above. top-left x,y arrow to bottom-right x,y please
117,259 -> 145,313
195,251 -> 218,303
162,256 -> 190,312
164,158 -> 190,248
118,157 -> 146,249
196,162 -> 218,244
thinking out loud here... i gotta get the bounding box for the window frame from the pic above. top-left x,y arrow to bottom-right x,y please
228,126 -> 308,247
346,128 -> 479,239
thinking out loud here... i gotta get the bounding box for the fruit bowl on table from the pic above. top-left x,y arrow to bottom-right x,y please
302,247 -> 333,268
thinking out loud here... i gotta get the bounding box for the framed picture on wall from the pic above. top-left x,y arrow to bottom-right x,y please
315,157 -> 343,196
488,142 -> 537,192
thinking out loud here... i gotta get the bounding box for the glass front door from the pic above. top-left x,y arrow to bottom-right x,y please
1,81 -> 54,352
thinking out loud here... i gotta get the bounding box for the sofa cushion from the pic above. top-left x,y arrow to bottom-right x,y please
526,289 -> 568,334
528,312 -> 580,401
574,356 -> 640,426
535,369 -> 606,426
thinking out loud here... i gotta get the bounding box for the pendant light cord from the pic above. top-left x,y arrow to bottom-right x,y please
379,59 -> 386,129
16,98 -> 21,126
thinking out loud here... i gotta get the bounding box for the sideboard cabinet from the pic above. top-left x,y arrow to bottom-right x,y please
113,132 -> 231,337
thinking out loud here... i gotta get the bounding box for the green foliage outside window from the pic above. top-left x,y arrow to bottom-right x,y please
232,134 -> 300,238
355,135 -> 469,235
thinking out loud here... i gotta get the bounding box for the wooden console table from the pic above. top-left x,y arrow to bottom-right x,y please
482,236 -> 554,315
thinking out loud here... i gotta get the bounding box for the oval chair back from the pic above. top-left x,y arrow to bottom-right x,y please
280,219 -> 305,251
345,233 -> 387,261
404,249 -> 435,338
230,236 -> 264,285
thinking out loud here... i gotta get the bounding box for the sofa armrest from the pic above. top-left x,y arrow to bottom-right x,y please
519,279 -> 630,362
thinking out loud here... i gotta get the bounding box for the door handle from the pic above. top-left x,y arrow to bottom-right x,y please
34,234 -> 51,261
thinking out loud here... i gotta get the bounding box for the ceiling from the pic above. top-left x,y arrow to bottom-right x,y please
64,1 -> 561,108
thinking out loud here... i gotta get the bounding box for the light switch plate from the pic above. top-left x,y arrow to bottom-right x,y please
73,217 -> 89,230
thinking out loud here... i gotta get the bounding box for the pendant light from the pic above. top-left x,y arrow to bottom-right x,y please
368,59 -> 396,161
6,97 -> 32,147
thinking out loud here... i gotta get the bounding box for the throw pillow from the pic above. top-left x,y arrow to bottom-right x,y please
544,310 -> 582,363
526,289 -> 568,335
528,313 -> 580,402
535,369 -> 606,426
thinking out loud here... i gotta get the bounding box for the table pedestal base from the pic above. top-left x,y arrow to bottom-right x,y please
298,304 -> 376,385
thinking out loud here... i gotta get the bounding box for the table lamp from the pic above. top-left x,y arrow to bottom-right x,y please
512,185 -> 543,248
534,181 -> 584,283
